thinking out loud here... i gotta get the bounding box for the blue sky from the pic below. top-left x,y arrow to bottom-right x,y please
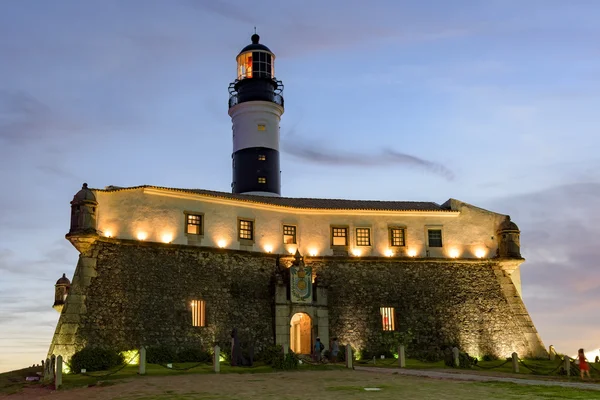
1,0 -> 599,372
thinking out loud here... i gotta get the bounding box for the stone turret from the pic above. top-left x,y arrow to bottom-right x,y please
497,216 -> 521,258
53,273 -> 70,313
66,183 -> 99,253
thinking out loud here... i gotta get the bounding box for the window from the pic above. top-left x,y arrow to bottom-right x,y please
283,225 -> 296,244
258,154 -> 266,161
331,227 -> 348,246
428,229 -> 443,247
258,177 -> 266,184
390,227 -> 405,247
257,124 -> 266,131
356,228 -> 371,246
238,219 -> 254,240
380,307 -> 395,331
186,214 -> 203,235
191,300 -> 206,327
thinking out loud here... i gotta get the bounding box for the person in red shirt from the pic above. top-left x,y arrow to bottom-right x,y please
578,348 -> 591,379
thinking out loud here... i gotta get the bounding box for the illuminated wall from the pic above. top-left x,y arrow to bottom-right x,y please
93,187 -> 507,261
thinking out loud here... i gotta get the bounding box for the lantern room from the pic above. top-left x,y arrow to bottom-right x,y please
236,34 -> 275,80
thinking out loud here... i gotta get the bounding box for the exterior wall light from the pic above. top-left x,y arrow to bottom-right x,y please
385,249 -> 394,257
137,232 -> 148,241
475,248 -> 486,258
104,231 -> 113,238
352,249 -> 362,257
407,249 -> 417,257
217,239 -> 227,248
449,248 -> 460,258
309,249 -> 318,257
264,245 -> 273,253
161,234 -> 173,243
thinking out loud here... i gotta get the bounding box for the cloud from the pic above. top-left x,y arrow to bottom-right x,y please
0,90 -> 78,145
282,140 -> 455,180
483,182 -> 600,353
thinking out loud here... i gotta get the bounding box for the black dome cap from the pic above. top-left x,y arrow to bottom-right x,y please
238,33 -> 272,55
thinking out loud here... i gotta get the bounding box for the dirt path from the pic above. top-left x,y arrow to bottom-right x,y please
355,366 -> 600,391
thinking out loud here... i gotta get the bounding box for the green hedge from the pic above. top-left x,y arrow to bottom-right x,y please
70,347 -> 125,373
146,345 -> 210,364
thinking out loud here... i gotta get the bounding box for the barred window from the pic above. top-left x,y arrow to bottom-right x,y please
390,228 -> 405,247
258,154 -> 266,161
257,124 -> 266,131
191,300 -> 206,327
331,227 -> 348,246
258,177 -> 266,184
283,225 -> 296,244
356,228 -> 371,246
186,214 -> 203,235
428,229 -> 443,247
239,219 -> 254,240
380,307 -> 395,331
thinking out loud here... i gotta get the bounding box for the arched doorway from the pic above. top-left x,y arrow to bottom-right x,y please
290,313 -> 312,354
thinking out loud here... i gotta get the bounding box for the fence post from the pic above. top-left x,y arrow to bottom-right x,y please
548,345 -> 555,361
345,345 -> 353,369
564,356 -> 570,376
512,352 -> 519,373
55,356 -> 62,389
398,345 -> 406,368
452,347 -> 459,367
213,345 -> 220,373
138,346 -> 146,375
372,356 -> 376,365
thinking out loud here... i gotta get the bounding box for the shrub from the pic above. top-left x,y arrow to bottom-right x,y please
273,350 -> 299,370
146,345 -> 177,364
412,349 -> 445,363
443,348 -> 475,368
176,348 -> 211,363
70,347 -> 124,373
257,344 -> 282,366
482,354 -> 498,362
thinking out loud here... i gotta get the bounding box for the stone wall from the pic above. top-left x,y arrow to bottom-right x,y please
308,258 -> 544,358
50,239 -> 278,359
49,238 -> 545,360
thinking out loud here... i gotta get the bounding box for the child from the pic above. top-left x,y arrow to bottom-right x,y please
579,348 -> 591,379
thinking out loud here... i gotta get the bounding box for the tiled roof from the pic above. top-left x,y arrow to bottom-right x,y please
97,185 -> 452,212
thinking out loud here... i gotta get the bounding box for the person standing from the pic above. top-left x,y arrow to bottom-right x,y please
579,348 -> 591,379
330,338 -> 339,363
314,337 -> 324,362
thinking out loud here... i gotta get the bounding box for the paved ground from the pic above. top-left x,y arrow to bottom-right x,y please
355,366 -> 600,391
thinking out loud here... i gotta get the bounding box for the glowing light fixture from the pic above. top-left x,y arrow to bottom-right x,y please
385,249 -> 394,257
264,245 -> 273,253
449,248 -> 460,258
475,248 -> 486,258
352,249 -> 362,257
217,239 -> 227,248
104,231 -> 113,238
309,249 -> 318,257
407,249 -> 417,257
161,233 -> 173,243
137,232 -> 148,241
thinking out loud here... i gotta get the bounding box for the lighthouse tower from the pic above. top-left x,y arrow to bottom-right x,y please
228,34 -> 284,196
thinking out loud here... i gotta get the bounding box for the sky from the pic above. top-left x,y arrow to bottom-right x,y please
1,0 -> 599,372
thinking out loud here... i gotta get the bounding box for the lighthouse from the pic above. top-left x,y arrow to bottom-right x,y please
228,34 -> 284,196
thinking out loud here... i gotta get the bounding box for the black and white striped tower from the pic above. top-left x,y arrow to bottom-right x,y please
228,34 -> 284,196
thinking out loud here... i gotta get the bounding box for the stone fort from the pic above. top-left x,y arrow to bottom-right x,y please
48,34 -> 546,361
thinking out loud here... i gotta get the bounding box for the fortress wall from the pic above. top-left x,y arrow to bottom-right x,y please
49,239 -> 544,361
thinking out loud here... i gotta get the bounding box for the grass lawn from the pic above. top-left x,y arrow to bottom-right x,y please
0,366 -> 43,395
7,369 -> 599,400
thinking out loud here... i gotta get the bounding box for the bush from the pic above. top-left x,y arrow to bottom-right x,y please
412,349 -> 445,363
273,350 -> 299,370
176,348 -> 211,363
257,344 -> 282,366
482,354 -> 498,362
70,347 -> 125,373
443,348 -> 475,369
146,345 -> 177,364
